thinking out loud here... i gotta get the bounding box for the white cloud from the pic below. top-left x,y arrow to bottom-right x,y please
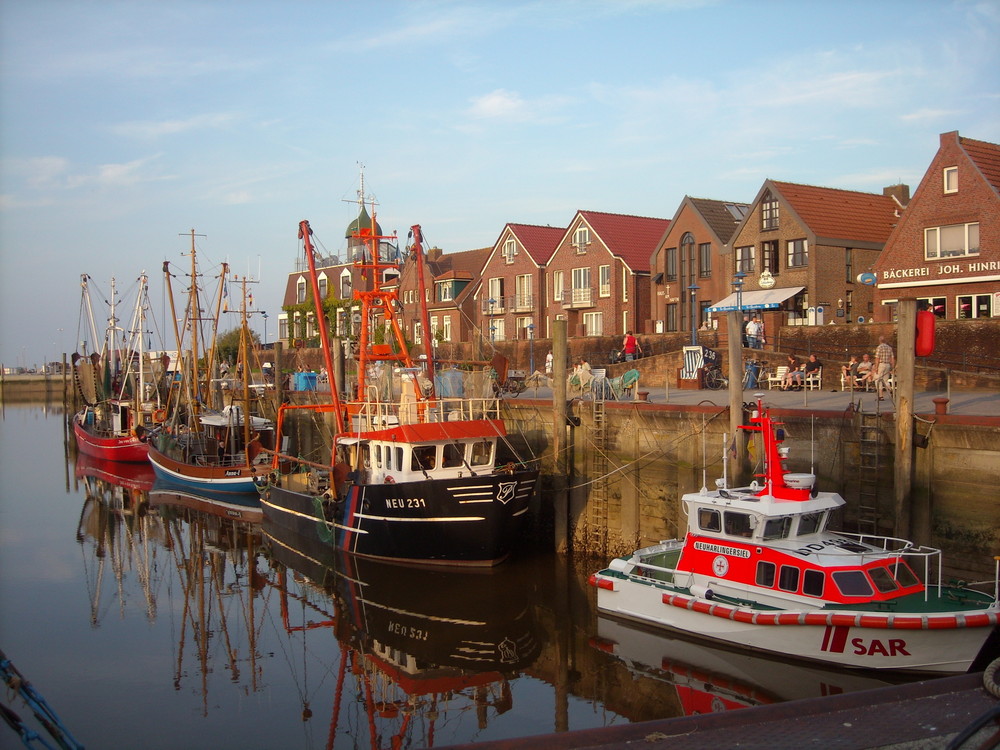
900,108 -> 963,122
112,113 -> 238,139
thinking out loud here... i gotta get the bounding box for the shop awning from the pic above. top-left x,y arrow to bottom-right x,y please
707,286 -> 803,313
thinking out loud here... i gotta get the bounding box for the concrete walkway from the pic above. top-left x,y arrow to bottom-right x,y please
511,380 -> 1000,418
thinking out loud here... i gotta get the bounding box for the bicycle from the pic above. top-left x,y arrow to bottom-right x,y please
704,364 -> 728,390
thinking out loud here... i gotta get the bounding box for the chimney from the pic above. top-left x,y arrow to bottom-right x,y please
427,247 -> 444,262
883,184 -> 910,208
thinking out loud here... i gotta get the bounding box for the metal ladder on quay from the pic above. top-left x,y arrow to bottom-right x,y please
586,393 -> 610,554
856,408 -> 883,534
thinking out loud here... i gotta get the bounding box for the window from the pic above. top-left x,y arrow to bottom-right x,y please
869,567 -> 899,594
699,301 -> 712,328
442,315 -> 452,341
787,239 -> 808,268
487,278 -> 504,309
621,265 -> 628,302
570,267 -> 591,305
761,191 -> 779,230
340,269 -> 352,299
470,440 -> 493,466
515,274 -> 532,308
297,277 -> 307,304
925,223 -> 979,260
762,241 -> 779,275
943,166 -> 958,194
516,316 -> 532,338
756,561 -> 776,587
698,508 -> 721,532
892,563 -> 920,587
411,446 -> 436,471
574,226 -> 590,251
665,248 -> 677,281
666,304 -> 678,332
736,246 -> 755,273
802,569 -> 825,597
413,321 -> 422,344
957,294 -> 993,319
778,565 -> 800,592
798,512 -> 824,535
442,443 -> 464,468
598,265 -> 611,297
845,248 -> 853,284
918,296 -> 946,318
723,511 -> 753,538
318,275 -> 328,300
503,238 -> 517,264
491,319 -> 506,341
436,282 -> 454,302
833,570 -> 874,597
762,516 -> 791,540
681,233 -> 695,279
582,311 -> 603,336
699,243 -> 712,277
553,270 -> 564,302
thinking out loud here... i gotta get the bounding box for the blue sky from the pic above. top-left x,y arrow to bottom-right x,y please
2,0 -> 998,368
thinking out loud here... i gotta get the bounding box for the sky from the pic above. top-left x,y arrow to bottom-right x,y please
1,0 -> 998,369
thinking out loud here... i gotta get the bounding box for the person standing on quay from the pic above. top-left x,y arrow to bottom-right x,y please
873,336 -> 895,401
622,331 -> 641,361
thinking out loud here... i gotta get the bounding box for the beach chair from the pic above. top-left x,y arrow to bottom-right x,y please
610,369 -> 640,400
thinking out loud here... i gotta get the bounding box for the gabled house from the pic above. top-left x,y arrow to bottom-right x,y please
476,223 -> 564,342
873,131 -> 999,321
543,210 -> 670,338
396,245 -> 489,355
711,180 -> 906,332
650,197 -> 749,335
279,204 -> 401,344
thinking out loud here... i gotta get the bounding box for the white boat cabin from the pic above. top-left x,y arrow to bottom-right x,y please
342,435 -> 499,484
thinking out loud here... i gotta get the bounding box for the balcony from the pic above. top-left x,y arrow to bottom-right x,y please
561,287 -> 594,308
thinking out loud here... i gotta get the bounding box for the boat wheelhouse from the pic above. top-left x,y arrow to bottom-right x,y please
590,396 -> 1000,673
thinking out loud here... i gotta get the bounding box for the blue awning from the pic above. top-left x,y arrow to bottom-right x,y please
707,286 -> 803,313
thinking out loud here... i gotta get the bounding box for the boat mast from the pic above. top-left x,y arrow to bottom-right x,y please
299,220 -> 345,432
409,225 -> 437,399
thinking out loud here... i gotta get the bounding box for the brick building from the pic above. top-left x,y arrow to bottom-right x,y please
649,197 -> 749,335
710,180 -> 905,335
873,131 -> 999,321
543,210 -> 670,339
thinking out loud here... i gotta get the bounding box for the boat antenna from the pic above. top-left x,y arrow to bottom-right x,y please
811,415 -> 815,475
700,414 -> 707,492
721,431 -> 728,490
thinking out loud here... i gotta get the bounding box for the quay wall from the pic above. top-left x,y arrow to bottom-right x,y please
503,398 -> 1000,582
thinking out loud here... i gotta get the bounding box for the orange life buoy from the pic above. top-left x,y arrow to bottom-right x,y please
152,408 -> 167,423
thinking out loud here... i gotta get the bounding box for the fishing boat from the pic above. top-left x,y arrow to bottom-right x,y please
590,395 -> 1000,673
147,231 -> 275,494
259,204 -> 538,566
72,273 -> 166,462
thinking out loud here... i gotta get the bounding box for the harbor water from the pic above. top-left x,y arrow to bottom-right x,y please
1,402 -> 936,749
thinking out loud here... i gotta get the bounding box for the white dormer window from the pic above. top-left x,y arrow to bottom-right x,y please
503,239 -> 517,264
296,277 -> 307,304
574,227 -> 590,253
943,166 -> 958,194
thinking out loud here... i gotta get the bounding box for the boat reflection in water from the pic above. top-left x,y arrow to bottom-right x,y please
149,477 -> 263,523
262,518 -> 543,746
590,616 -> 916,719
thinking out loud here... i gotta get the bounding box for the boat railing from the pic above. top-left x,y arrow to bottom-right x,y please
349,396 -> 502,431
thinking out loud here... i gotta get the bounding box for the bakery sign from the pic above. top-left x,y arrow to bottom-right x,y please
879,259 -> 1000,288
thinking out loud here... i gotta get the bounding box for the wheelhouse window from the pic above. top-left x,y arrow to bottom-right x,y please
761,192 -> 779,230
698,508 -> 721,532
832,570 -> 874,597
762,516 -> 791,540
411,446 -> 437,471
442,443 -> 464,468
891,561 -> 920,587
723,511 -> 753,538
869,567 -> 900,594
470,440 -> 493,466
787,239 -> 808,268
798,512 -> 825,536
925,223 -> 979,260
736,245 -> 755,273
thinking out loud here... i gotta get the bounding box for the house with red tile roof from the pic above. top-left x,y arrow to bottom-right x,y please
650,197 -> 749,335
711,180 -> 906,338
542,210 -> 670,339
476,223 -> 565,343
873,131 -> 1000,322
396,244 -> 490,359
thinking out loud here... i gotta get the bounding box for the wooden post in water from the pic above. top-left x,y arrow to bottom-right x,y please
894,299 -> 916,540
552,319 -> 569,556
727,310 -> 745,483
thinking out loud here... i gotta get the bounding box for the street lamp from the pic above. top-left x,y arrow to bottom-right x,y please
527,323 -> 535,374
687,283 -> 700,345
261,311 -> 269,346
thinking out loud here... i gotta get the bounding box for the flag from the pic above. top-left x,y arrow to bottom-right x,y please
222,278 -> 229,312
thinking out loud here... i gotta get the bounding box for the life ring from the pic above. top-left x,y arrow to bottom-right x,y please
384,475 -> 395,484
152,408 -> 167,423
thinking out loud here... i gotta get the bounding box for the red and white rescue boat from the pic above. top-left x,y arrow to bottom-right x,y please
590,396 -> 999,673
